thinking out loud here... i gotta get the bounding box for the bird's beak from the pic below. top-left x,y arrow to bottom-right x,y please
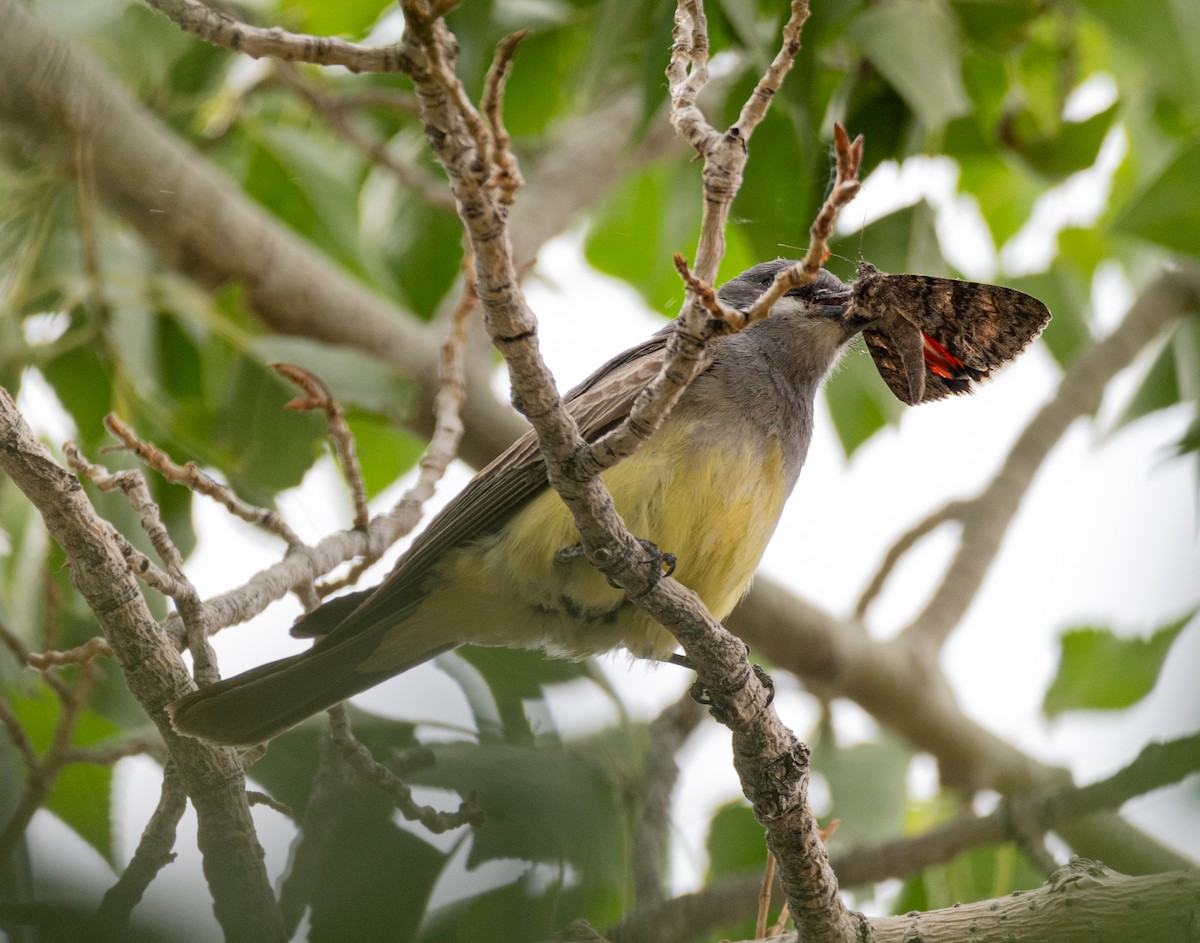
810,286 -> 862,334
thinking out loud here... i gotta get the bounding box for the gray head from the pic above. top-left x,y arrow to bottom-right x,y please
717,260 -> 854,328
714,260 -> 861,396
687,261 -> 859,473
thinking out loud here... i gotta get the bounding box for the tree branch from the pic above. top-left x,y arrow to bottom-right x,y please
399,4 -> 868,942
95,758 -> 188,933
832,730 -> 1200,888
139,0 -> 411,72
0,390 -> 286,943
632,692 -> 705,909
726,860 -> 1200,943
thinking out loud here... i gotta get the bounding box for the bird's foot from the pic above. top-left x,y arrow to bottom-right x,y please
682,651 -> 775,708
554,544 -> 586,563
611,538 -> 676,592
557,539 -> 675,592
752,663 -> 775,705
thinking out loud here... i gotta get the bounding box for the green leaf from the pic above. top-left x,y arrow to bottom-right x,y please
824,343 -> 902,458
490,21 -> 586,140
956,151 -> 1045,247
824,201 -> 956,456
0,496 -> 52,644
281,0 -> 392,39
383,196 -> 466,320
250,335 -> 417,423
952,0 -> 1042,51
584,161 -> 702,314
1007,103 -> 1120,179
1008,262 -> 1092,369
703,801 -> 765,941
209,356 -> 327,506
894,842 -> 1044,911
343,413 -> 426,501
726,103 -> 827,266
1114,325 -> 1182,431
419,874 -> 616,943
308,815 -> 445,943
706,801 -> 765,880
246,706 -> 419,815
1114,138 -> 1200,257
812,733 -> 911,852
0,721 -> 34,909
40,337 -> 111,445
157,314 -> 205,403
7,680 -> 122,865
412,739 -> 631,891
1075,0 -> 1200,107
833,201 -> 946,278
454,645 -> 598,702
237,118 -> 366,277
848,0 -> 971,131
1042,611 -> 1197,717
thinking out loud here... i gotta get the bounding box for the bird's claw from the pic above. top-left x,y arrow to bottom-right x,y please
685,657 -> 774,709
554,544 -> 586,563
607,538 -> 676,591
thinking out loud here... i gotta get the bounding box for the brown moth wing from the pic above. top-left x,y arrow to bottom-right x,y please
853,261 -> 1051,404
863,322 -> 970,405
862,315 -> 927,405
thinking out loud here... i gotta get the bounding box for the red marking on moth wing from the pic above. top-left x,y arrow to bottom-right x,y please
921,332 -> 968,379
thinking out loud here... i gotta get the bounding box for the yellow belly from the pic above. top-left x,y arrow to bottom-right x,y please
362,422 -> 789,669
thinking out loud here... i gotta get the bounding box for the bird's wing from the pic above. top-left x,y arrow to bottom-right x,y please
295,327 -> 682,640
404,328 -> 676,569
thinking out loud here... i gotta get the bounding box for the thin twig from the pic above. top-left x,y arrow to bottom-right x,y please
317,87 -> 421,115
831,731 -> 1200,888
274,363 -> 371,531
1,617 -> 74,702
405,4 -> 861,939
41,569 -> 63,654
0,697 -> 37,769
0,661 -> 100,863
247,790 -> 295,818
0,390 -> 287,941
96,759 -> 189,931
271,64 -> 454,209
569,5 -> 849,487
756,852 -> 776,938
317,254 -> 478,595
481,30 -> 529,204
854,501 -> 966,619
735,124 -> 863,330
732,1 -> 810,137
140,0 -> 412,72
632,692 -> 705,908
327,703 -> 483,831
66,439 -> 221,684
60,736 -> 163,765
26,636 -> 115,669
102,414 -> 305,549
767,901 -> 791,938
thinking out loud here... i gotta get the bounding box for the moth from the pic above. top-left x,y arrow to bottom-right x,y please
850,261 -> 1052,405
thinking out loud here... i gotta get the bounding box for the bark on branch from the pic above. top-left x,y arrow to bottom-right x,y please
0,390 -> 286,943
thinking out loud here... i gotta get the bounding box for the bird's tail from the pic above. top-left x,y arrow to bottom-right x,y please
168,627 -> 452,746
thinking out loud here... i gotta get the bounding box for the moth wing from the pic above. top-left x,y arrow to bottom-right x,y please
854,262 -> 1050,404
894,274 -> 1051,379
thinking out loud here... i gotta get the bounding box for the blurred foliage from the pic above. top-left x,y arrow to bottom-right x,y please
0,0 -> 1198,940
1043,610 -> 1197,718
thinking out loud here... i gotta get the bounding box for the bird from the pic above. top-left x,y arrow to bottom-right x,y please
168,260 -> 953,746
